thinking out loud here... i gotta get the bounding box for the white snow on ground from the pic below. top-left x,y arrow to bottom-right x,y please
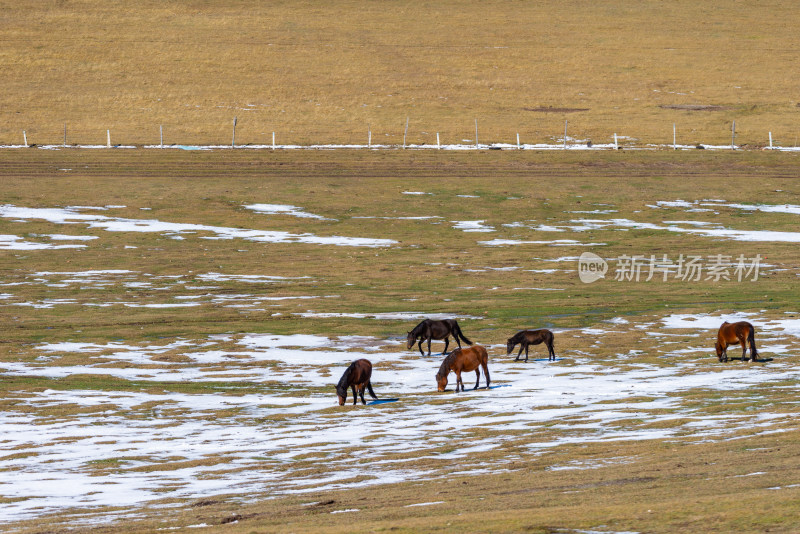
0,234 -> 89,250
0,314 -> 799,524
244,203 -> 332,220
452,220 -> 495,232
0,205 -> 396,248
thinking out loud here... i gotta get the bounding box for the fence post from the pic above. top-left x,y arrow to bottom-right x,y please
232,117 -> 238,148
475,119 -> 479,149
731,120 -> 735,150
107,130 -> 111,148
563,121 -> 568,150
64,123 -> 67,147
403,117 -> 408,149
673,124 -> 676,150
769,131 -> 773,149
368,125 -> 371,148
614,133 -> 618,150
437,132 -> 440,150
23,130 -> 27,146
160,125 -> 163,148
517,132 -> 520,149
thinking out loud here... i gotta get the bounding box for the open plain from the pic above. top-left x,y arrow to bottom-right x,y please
1,150 -> 800,533
3,1 -> 800,532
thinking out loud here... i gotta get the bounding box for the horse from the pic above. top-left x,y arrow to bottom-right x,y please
407,318 -> 472,356
715,321 -> 758,363
335,359 -> 378,405
506,329 -> 556,362
436,345 -> 490,392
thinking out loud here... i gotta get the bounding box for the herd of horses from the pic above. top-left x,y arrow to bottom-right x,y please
336,318 -> 759,405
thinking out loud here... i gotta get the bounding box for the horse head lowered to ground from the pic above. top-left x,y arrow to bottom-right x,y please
715,321 -> 758,363
407,318 -> 472,356
506,329 -> 556,362
436,345 -> 490,392
336,359 -> 379,405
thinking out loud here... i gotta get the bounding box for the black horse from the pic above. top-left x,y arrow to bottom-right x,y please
406,318 -> 472,356
506,329 -> 556,362
335,359 -> 378,406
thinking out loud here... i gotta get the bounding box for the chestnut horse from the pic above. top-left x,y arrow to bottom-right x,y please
407,318 -> 472,356
336,359 -> 378,405
506,329 -> 556,362
436,345 -> 490,392
715,321 -> 758,363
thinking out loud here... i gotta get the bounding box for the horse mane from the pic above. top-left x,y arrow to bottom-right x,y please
410,319 -> 429,337
336,362 -> 354,392
436,350 -> 458,378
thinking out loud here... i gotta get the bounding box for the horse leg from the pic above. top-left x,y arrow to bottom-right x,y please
740,336 -> 749,362
358,384 -> 367,405
483,361 -> 490,389
515,345 -> 524,361
351,385 -> 358,405
417,339 -> 425,356
455,371 -> 463,392
474,369 -> 480,390
548,341 -> 556,361
442,336 -> 449,355
524,344 -> 529,363
455,334 -> 462,349
427,337 -> 432,357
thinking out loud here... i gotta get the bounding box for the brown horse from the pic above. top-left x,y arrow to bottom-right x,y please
336,359 -> 378,405
506,329 -> 556,362
436,345 -> 490,392
715,321 -> 758,363
407,318 -> 472,356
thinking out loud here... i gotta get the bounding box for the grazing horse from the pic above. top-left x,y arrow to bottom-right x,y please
436,345 -> 490,392
407,318 -> 472,356
506,329 -> 556,362
336,359 -> 378,405
715,321 -> 758,363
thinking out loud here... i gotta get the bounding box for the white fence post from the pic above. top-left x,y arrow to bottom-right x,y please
563,121 -> 568,150
107,130 -> 111,148
160,125 -> 163,148
614,133 -> 618,150
517,132 -> 520,149
731,120 -> 736,150
769,131 -> 773,149
437,132 -> 440,150
673,124 -> 676,150
272,132 -> 276,150
23,130 -> 27,146
232,117 -> 238,148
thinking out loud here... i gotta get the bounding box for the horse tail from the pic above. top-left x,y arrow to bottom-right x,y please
453,322 -> 473,345
481,347 -> 490,387
748,325 -> 758,358
366,381 -> 378,400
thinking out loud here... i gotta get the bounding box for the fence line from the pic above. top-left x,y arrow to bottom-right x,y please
4,121 -> 798,152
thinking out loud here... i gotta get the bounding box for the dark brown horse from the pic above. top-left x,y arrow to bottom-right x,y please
336,359 -> 378,405
715,321 -> 758,362
407,318 -> 472,356
436,345 -> 490,392
506,329 -> 556,362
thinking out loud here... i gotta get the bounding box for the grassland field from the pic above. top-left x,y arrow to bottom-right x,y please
2,1 -> 800,147
1,149 -> 800,533
4,1 -> 800,532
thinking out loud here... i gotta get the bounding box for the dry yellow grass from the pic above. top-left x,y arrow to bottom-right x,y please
2,1 -> 800,146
